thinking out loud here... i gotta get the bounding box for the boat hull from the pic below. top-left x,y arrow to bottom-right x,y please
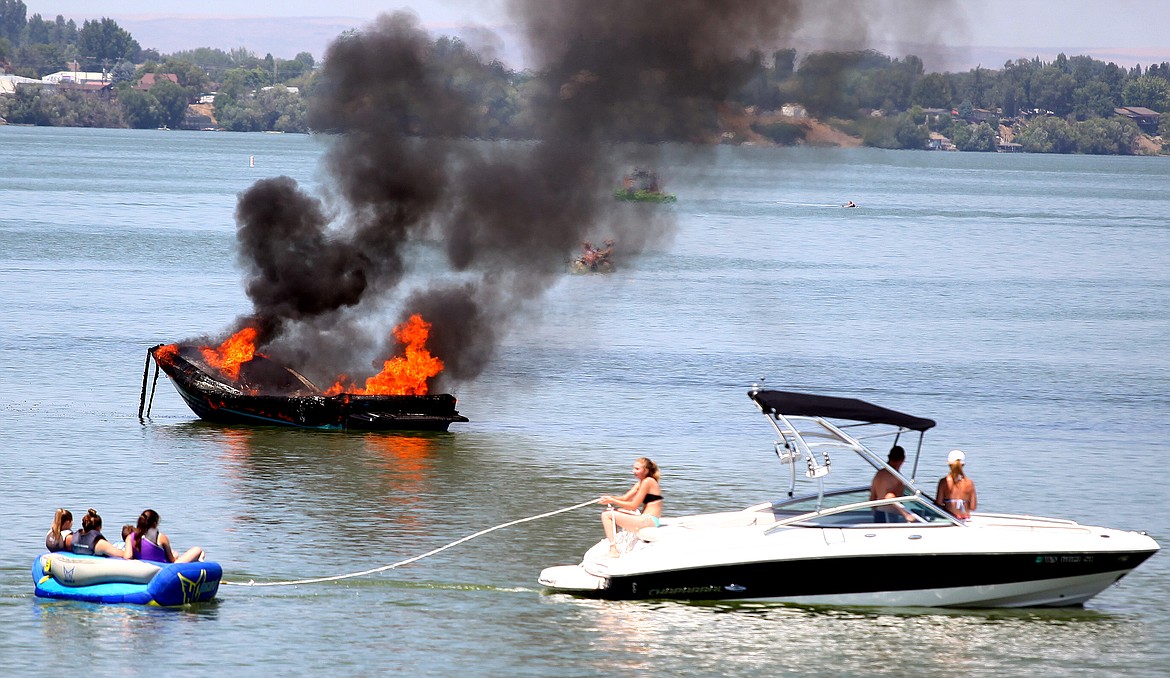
542,549 -> 1155,607
547,550 -> 1153,606
541,515 -> 1160,607
33,553 -> 222,606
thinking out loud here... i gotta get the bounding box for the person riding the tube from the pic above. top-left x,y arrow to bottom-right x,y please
45,508 -> 72,552
125,509 -> 206,563
71,508 -> 125,558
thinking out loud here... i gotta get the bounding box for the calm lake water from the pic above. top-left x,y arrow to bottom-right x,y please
2,126 -> 1168,676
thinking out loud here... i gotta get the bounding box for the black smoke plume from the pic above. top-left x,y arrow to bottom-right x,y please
229,1 -> 955,391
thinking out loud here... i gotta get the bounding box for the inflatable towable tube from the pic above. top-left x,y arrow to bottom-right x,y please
32,552 -> 222,606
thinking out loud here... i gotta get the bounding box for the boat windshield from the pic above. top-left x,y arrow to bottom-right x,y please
769,487 -> 957,529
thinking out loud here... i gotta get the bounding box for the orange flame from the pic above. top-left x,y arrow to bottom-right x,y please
200,326 -> 259,381
155,343 -> 179,364
325,314 -> 443,396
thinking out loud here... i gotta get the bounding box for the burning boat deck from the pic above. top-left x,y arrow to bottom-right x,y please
147,344 -> 468,432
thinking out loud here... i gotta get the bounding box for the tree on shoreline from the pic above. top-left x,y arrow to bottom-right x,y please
1,6 -> 1167,153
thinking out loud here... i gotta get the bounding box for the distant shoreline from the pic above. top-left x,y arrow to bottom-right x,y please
64,14 -> 1170,72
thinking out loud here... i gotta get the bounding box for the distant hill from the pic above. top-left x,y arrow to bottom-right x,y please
85,15 -> 1170,72
112,15 -> 528,65
113,15 -> 366,60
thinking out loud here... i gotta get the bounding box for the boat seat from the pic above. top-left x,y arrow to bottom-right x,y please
637,526 -> 661,542
638,510 -> 775,540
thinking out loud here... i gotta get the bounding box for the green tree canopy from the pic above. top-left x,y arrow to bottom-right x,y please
1016,116 -> 1077,153
118,86 -> 162,128
78,18 -> 140,64
912,72 -> 952,108
0,0 -> 26,44
1123,75 -> 1170,111
1072,81 -> 1116,120
159,57 -> 209,92
952,121 -> 997,151
149,77 -> 191,128
1074,118 -> 1138,154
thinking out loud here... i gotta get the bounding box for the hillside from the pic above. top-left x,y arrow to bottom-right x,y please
718,105 -> 862,148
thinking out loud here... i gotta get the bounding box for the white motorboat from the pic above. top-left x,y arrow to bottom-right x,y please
539,388 -> 1159,607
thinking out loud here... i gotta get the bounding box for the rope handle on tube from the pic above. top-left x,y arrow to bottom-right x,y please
221,498 -> 599,587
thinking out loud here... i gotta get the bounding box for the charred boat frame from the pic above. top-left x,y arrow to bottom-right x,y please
141,344 -> 468,431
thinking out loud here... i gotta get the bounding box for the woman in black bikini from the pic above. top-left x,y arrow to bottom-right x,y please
598,457 -> 663,557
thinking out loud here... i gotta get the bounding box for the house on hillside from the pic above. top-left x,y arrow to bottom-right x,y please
62,81 -> 114,95
779,103 -> 807,118
0,74 -> 43,95
1114,106 -> 1161,133
927,132 -> 956,151
964,108 -> 997,124
135,73 -> 180,90
42,70 -> 109,85
920,108 -> 952,124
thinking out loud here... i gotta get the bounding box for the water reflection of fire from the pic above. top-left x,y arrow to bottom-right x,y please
366,434 -> 439,533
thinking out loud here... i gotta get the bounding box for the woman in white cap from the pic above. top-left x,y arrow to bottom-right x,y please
936,450 -> 977,519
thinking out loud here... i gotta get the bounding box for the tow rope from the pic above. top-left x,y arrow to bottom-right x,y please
221,498 -> 598,587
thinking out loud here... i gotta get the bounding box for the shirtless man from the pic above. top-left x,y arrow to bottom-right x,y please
870,445 -> 917,522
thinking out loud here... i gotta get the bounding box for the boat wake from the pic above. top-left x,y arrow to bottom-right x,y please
774,201 -> 847,208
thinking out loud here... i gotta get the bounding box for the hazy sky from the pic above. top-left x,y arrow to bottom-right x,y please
22,0 -> 1170,68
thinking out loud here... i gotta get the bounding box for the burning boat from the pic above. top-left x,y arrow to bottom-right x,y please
145,317 -> 468,432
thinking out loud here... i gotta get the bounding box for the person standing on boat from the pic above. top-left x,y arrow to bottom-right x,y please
71,508 -> 125,558
936,450 -> 977,519
598,457 -> 663,557
870,446 -> 918,522
124,509 -> 206,563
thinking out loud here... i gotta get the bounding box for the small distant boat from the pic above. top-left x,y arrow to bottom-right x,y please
569,258 -> 615,275
33,552 -> 221,606
569,239 -> 616,274
615,168 -> 676,203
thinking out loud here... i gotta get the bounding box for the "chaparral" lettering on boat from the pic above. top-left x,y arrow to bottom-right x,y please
647,585 -> 722,596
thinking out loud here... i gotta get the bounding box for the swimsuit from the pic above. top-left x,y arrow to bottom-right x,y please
133,528 -> 169,562
45,530 -> 70,552
643,493 -> 662,527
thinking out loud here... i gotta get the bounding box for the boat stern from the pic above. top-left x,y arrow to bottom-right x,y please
538,564 -> 608,593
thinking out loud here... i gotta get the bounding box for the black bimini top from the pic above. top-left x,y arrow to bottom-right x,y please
749,390 -> 936,432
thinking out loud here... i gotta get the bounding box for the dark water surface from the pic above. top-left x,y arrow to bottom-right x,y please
2,126 -> 1168,676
